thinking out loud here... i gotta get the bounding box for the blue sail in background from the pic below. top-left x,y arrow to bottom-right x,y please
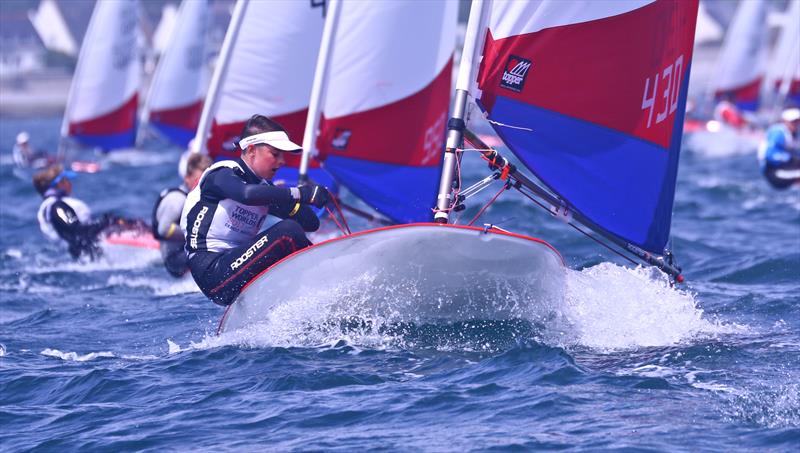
474,0 -> 699,254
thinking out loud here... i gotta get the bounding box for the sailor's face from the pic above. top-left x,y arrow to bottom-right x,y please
250,144 -> 285,180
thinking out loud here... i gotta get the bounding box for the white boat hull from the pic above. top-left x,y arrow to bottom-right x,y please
218,223 -> 566,333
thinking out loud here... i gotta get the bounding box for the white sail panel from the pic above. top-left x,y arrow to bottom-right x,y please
214,1 -> 325,125
323,0 -> 457,118
66,0 -> 141,124
147,0 -> 208,112
487,0 -> 654,40
711,0 -> 768,95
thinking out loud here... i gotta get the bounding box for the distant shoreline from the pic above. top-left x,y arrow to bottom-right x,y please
0,72 -> 71,118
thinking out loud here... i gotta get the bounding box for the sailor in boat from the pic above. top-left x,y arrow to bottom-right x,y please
758,107 -> 800,189
13,132 -> 55,170
152,153 -> 212,277
33,164 -> 142,260
180,114 -> 329,306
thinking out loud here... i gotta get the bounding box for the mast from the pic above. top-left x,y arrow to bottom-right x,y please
434,0 -> 490,223
193,0 -> 249,155
299,0 -> 342,183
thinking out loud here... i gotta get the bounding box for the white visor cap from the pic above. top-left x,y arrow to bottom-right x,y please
781,108 -> 800,122
239,131 -> 302,153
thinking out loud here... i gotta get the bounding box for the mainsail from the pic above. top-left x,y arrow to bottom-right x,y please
711,0 -> 768,111
60,0 -> 141,152
440,0 -> 698,260
140,0 -> 209,148
769,0 -> 800,108
311,0 -> 457,223
195,0 -> 324,159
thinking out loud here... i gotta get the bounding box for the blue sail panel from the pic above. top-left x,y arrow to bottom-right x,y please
475,0 -> 697,254
324,156 -> 441,224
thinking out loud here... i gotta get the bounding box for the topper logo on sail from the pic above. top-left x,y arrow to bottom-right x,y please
331,129 -> 352,150
500,56 -> 532,92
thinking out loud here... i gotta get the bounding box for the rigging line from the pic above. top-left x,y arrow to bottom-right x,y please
328,193 -> 352,235
486,119 -> 534,132
513,183 -> 638,267
467,182 -> 508,226
324,205 -> 348,235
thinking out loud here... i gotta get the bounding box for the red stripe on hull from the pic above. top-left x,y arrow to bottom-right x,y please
150,99 -> 203,131
69,95 -> 138,136
478,0 -> 698,149
318,59 -> 453,167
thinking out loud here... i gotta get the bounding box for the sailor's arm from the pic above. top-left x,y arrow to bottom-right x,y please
269,201 -> 320,232
49,200 -> 106,259
204,168 -> 295,206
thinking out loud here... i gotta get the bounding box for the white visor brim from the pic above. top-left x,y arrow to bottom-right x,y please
239,131 -> 302,153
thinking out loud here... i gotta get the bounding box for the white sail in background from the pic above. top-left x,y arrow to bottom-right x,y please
711,0 -> 768,110
313,0 -> 458,223
141,0 -> 209,148
768,0 -> 800,108
61,0 -> 141,151
198,0 -> 326,160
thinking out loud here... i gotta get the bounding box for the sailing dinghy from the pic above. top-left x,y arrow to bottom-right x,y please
59,0 -> 141,156
138,0 -> 209,148
219,0 -> 697,334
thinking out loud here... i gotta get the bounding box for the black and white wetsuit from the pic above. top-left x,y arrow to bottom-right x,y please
37,189 -> 112,260
152,185 -> 189,277
180,159 -> 319,306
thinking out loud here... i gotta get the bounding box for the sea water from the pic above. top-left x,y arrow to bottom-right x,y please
0,116 -> 798,451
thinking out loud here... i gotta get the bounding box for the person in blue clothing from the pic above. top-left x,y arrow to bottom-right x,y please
758,108 -> 800,189
180,114 -> 329,306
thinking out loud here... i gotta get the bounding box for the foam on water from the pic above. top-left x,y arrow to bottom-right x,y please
40,348 -> 115,362
187,261 -> 742,355
558,263 -> 740,350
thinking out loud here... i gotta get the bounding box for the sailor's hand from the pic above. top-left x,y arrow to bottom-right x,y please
297,184 -> 329,208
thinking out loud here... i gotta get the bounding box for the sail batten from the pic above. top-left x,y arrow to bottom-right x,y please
473,0 -> 698,254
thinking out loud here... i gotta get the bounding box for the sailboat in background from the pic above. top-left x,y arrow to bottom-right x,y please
58,0 -> 141,156
301,0 -> 457,224
137,0 -> 210,149
218,0 -> 697,334
192,0 -> 330,185
767,0 -> 800,111
710,0 -> 768,113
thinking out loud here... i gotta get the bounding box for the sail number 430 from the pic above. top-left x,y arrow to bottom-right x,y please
641,55 -> 684,128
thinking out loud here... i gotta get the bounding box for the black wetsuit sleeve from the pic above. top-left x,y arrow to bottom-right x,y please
203,168 -> 320,232
269,202 -> 320,232
203,168 -> 295,206
49,200 -> 108,259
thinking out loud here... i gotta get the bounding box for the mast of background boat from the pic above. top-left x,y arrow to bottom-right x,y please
56,0 -> 102,160
434,0 -> 489,223
298,0 -> 342,183
193,0 -> 248,155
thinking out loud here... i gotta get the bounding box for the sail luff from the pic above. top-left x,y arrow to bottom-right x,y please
435,0 -> 490,223
193,0 -> 249,156
299,0 -> 342,182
